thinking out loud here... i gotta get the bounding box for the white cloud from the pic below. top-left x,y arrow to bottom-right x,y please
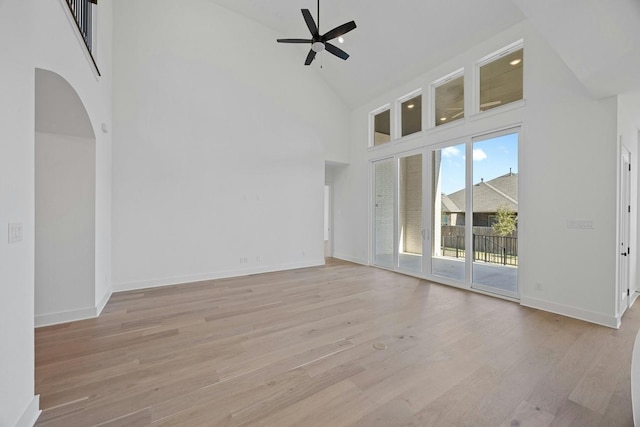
442,146 -> 461,158
473,148 -> 488,161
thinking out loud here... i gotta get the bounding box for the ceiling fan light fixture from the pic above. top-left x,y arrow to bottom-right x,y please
407,104 -> 415,109
276,1 -> 356,66
338,36 -> 344,44
510,58 -> 522,66
440,117 -> 447,121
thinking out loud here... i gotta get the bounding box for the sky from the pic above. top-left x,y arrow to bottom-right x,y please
440,132 -> 518,195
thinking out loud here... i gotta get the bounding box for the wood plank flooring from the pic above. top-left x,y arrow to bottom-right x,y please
35,259 -> 640,426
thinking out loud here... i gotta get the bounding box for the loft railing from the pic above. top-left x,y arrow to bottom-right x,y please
65,0 -> 100,75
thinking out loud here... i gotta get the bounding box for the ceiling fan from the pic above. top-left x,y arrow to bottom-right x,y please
277,0 -> 357,66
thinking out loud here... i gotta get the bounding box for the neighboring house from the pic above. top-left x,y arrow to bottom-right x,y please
442,172 -> 518,227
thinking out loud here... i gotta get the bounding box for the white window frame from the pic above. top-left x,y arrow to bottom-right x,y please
430,68 -> 465,129
369,104 -> 392,148
395,89 -> 422,140
474,39 -> 524,116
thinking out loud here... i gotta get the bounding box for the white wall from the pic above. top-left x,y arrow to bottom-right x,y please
0,0 -> 112,424
324,186 -> 330,242
32,1 -> 114,317
111,0 -> 350,291
0,4 -> 38,424
93,0 -> 114,315
519,24 -> 618,326
35,132 -> 96,326
333,20 -> 621,327
618,91 -> 640,304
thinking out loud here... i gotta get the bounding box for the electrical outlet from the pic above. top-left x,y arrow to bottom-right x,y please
8,223 -> 22,243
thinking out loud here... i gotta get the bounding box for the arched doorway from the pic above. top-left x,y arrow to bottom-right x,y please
34,69 -> 96,326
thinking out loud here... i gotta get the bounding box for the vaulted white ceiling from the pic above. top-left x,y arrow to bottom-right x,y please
512,0 -> 640,100
210,0 -> 640,108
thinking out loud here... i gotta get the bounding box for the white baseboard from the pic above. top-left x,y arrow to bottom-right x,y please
520,296 -> 619,329
15,395 -> 41,427
35,287 -> 113,327
332,253 -> 369,266
96,286 -> 113,316
35,305 -> 98,328
113,259 -> 326,292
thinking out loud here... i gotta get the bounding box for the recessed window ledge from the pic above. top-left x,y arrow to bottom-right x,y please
368,141 -> 393,152
426,119 -> 466,136
367,130 -> 424,151
469,99 -> 526,122
395,131 -> 424,144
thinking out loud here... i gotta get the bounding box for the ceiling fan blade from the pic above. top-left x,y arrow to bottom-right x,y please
325,42 -> 349,60
305,49 -> 317,66
277,38 -> 313,44
301,9 -> 318,37
451,111 -> 464,119
322,21 -> 356,41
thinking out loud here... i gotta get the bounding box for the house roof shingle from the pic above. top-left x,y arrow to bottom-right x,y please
442,172 -> 518,213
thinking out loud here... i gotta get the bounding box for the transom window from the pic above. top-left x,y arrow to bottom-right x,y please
433,71 -> 464,127
478,43 -> 524,112
399,93 -> 422,137
371,107 -> 391,146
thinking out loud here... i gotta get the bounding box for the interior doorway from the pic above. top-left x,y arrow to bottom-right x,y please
34,69 -> 96,326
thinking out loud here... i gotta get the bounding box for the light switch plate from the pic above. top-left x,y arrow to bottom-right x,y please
8,223 -> 22,243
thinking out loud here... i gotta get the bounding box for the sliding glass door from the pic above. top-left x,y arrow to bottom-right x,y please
470,131 -> 518,297
371,128 -> 518,298
373,153 -> 423,273
432,144 -> 467,281
373,159 -> 395,268
398,153 -> 423,273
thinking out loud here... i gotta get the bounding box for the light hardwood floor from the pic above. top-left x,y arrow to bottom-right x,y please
35,259 -> 640,426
